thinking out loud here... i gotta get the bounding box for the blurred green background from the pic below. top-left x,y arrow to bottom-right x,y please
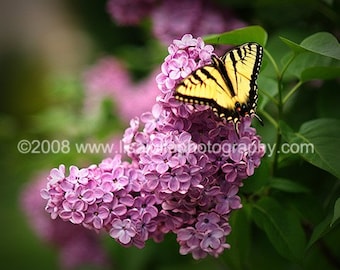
0,0 -> 339,269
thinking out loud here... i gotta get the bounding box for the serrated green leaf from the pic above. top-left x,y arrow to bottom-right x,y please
204,25 -> 267,46
269,177 -> 309,193
281,119 -> 340,179
252,197 -> 306,262
331,197 -> 340,226
301,66 -> 340,82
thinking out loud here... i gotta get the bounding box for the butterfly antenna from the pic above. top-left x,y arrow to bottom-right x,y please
254,113 -> 264,126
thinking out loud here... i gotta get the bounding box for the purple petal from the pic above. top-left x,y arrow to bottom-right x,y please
177,173 -> 191,183
102,192 -> 114,203
168,177 -> 180,192
93,217 -> 104,229
156,163 -> 169,174
71,211 -> 85,224
140,111 -> 154,123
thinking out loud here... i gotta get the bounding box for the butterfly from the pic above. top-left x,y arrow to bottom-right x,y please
175,42 -> 263,134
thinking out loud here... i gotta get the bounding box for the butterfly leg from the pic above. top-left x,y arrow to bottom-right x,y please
233,118 -> 241,138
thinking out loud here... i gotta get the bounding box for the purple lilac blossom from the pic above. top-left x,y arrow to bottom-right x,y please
42,34 -> 264,259
106,0 -> 246,45
83,57 -> 159,122
107,0 -> 157,25
22,173 -> 110,269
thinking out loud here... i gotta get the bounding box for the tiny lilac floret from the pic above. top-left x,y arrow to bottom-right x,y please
48,164 -> 65,185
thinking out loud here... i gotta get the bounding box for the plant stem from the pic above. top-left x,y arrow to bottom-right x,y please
271,51 -> 297,174
272,128 -> 282,174
272,76 -> 284,174
280,53 -> 296,79
283,80 -> 303,104
260,88 -> 279,106
264,49 -> 280,78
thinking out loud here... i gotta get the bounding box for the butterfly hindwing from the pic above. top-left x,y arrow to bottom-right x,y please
175,42 -> 263,125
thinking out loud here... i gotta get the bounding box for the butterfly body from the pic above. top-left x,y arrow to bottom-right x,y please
175,42 -> 263,130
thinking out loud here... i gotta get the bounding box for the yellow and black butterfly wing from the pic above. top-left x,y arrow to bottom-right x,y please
175,42 -> 263,125
175,63 -> 235,116
220,42 -> 263,117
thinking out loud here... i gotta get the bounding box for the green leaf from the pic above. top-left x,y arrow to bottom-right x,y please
280,32 -> 340,60
281,119 -> 340,179
252,197 -> 306,262
280,37 -> 306,54
331,197 -> 340,226
301,66 -> 340,82
223,205 -> 252,270
284,52 -> 333,80
300,32 -> 340,61
204,25 -> 268,46
269,177 -> 309,193
257,76 -> 278,110
242,158 -> 271,193
307,214 -> 333,249
307,198 -> 340,249
322,0 -> 333,4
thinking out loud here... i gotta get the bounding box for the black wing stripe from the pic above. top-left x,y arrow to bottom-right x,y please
228,50 -> 239,92
192,71 -> 204,84
249,44 -> 263,92
212,55 -> 236,97
199,67 -> 226,92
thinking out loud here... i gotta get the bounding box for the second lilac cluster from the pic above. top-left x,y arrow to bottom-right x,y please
42,34 -> 264,259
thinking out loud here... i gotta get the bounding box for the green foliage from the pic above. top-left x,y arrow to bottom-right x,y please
252,197 -> 306,262
2,1 -> 340,269
204,27 -> 340,269
222,206 -> 252,269
281,32 -> 340,61
331,198 -> 340,227
281,119 -> 340,179
268,177 -> 310,193
204,25 -> 268,46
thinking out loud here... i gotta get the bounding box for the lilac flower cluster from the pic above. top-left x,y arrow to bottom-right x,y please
42,34 -> 264,259
22,174 -> 109,269
107,0 -> 246,44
